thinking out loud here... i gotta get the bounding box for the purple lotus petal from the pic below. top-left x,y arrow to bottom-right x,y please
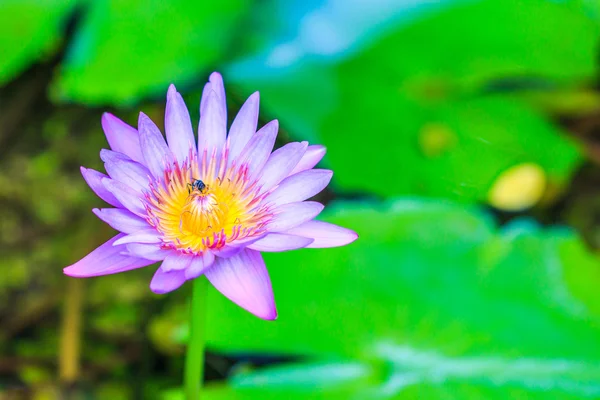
99,149 -> 130,163
268,201 -> 325,232
228,92 -> 259,162
248,233 -> 313,252
234,120 -> 279,179
185,252 -> 215,280
264,169 -> 333,207
160,252 -> 194,272
290,145 -> 326,175
232,234 -> 268,246
211,234 -> 267,259
209,72 -> 227,122
102,179 -> 146,217
257,142 -> 308,192
66,72 -> 357,318
199,81 -> 211,113
102,151 -> 152,193
81,167 -> 123,208
101,113 -> 145,164
198,73 -> 225,108
285,220 -> 359,248
165,84 -> 196,164
198,90 -> 226,159
204,250 -> 216,265
150,267 -> 187,294
64,234 -> 155,277
113,229 -> 161,245
125,243 -> 173,261
93,208 -> 148,234
205,249 -> 277,320
138,112 -> 175,178
210,244 -> 245,259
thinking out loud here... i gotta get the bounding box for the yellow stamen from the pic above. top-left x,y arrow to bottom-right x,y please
145,153 -> 271,254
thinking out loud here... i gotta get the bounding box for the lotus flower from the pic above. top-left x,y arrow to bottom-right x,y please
64,73 -> 358,320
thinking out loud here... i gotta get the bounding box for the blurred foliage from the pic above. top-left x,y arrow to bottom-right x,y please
192,202 -> 600,399
227,0 -> 596,203
0,0 -> 77,86
154,202 -> 600,399
1,0 -> 600,399
52,0 -> 250,105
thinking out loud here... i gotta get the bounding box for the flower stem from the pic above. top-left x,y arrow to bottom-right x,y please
59,278 -> 83,383
185,277 -> 208,400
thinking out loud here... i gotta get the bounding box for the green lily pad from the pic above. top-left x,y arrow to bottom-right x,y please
52,0 -> 249,105
0,0 -> 77,85
197,199 -> 600,398
323,95 -> 581,203
227,0 -> 594,204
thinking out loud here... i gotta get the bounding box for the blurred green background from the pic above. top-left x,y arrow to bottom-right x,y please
2,0 -> 600,398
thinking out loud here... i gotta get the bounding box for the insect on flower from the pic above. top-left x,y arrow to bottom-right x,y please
64,72 -> 358,320
187,179 -> 208,195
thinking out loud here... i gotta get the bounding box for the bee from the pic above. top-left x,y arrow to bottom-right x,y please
187,179 -> 208,194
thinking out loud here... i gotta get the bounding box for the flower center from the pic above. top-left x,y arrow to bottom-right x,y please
180,188 -> 224,237
178,180 -> 239,238
145,155 -> 270,254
